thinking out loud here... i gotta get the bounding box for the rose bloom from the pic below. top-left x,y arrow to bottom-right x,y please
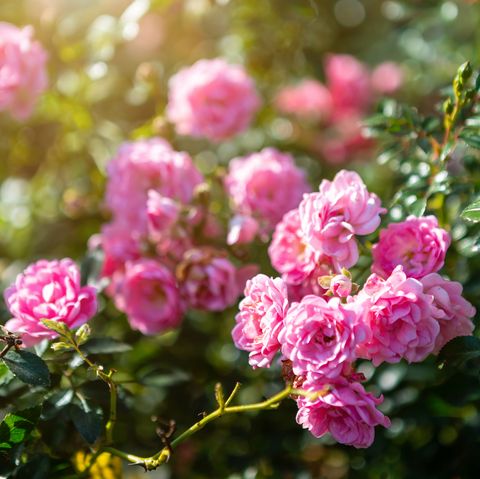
4,259 -> 97,346
225,148 -> 310,231
330,273 -> 352,298
371,62 -> 404,94
317,116 -> 374,165
356,266 -> 439,366
105,138 -> 203,233
275,79 -> 332,121
146,190 -> 181,236
325,54 -> 372,119
114,259 -> 184,335
299,170 -> 385,268
94,220 -> 143,282
421,273 -> 476,353
296,377 -> 391,448
227,214 -> 259,246
286,268 -> 331,303
268,208 -> 319,285
0,22 -> 48,120
167,58 -> 260,141
176,248 -> 241,312
232,274 -> 289,368
279,296 -> 366,379
372,215 -> 451,279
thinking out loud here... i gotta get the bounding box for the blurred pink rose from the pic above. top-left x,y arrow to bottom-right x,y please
96,220 -> 142,274
371,62 -> 404,94
176,248 -> 240,312
296,377 -> 390,448
4,259 -> 97,346
106,138 -> 203,233
372,215 -> 451,279
280,296 -> 366,379
147,190 -> 181,236
356,266 -> 439,365
421,273 -> 476,353
268,209 -> 318,284
325,54 -> 372,119
167,58 -> 260,141
232,274 -> 289,368
225,148 -> 310,231
227,214 -> 259,245
275,79 -> 332,121
0,22 -> 48,120
114,259 -> 184,335
317,116 -> 374,165
299,170 -> 385,268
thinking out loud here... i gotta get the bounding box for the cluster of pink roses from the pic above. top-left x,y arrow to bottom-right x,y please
93,137 -> 258,334
93,137 -> 311,334
0,22 -> 48,120
233,169 -> 475,448
275,55 -> 404,164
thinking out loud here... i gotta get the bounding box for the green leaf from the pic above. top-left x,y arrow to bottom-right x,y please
80,338 -> 132,355
41,319 -> 71,337
42,390 -> 74,420
461,199 -> 480,223
75,324 -> 91,345
10,454 -> 51,479
69,403 -> 103,445
50,342 -> 73,352
438,336 -> 480,373
460,130 -> 480,149
3,350 -> 51,388
407,198 -> 427,217
0,406 -> 41,449
0,363 -> 14,387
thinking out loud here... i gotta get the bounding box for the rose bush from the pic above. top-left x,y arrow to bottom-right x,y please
1,2 -> 480,479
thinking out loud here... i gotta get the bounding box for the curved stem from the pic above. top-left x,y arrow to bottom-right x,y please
92,384 -> 294,472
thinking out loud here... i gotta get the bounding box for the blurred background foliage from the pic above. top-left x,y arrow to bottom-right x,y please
1,0 -> 480,478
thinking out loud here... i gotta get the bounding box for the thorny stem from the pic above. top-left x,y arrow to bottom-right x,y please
79,383 -> 327,474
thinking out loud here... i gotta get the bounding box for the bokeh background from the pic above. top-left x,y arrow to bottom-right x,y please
1,1 -> 480,478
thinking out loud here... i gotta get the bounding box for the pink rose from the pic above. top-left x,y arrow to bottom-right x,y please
4,259 -> 97,346
268,209 -> 318,285
299,170 -> 385,268
279,296 -> 366,379
167,58 -> 260,141
296,377 -> 390,448
325,54 -> 372,119
356,266 -> 439,365
371,62 -> 404,94
421,273 -> 476,353
317,116 -> 374,165
147,190 -> 181,236
227,214 -> 259,245
225,148 -> 310,231
275,79 -> 332,121
105,138 -> 203,233
95,221 -> 142,281
372,215 -> 451,279
286,269 -> 331,303
232,274 -> 289,368
330,274 -> 352,298
114,259 -> 184,335
176,248 -> 240,312
0,23 -> 48,120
